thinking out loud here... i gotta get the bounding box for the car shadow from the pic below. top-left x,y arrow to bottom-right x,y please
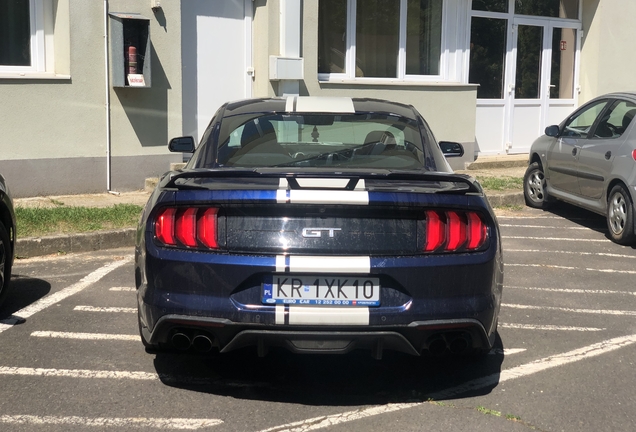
151,333 -> 504,406
541,201 -> 608,234
0,274 -> 52,320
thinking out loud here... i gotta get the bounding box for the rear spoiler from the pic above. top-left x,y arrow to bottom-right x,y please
161,168 -> 482,194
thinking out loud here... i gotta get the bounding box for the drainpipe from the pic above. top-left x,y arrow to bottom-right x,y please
103,0 -> 113,192
279,0 -> 302,96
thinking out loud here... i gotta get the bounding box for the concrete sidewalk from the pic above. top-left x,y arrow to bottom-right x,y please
13,155 -> 529,258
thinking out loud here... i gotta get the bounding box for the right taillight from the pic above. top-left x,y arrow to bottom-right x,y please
155,207 -> 219,249
424,210 -> 487,253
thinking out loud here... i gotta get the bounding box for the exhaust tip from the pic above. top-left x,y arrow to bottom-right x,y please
171,332 -> 192,350
428,338 -> 447,356
448,336 -> 469,354
192,334 -> 214,352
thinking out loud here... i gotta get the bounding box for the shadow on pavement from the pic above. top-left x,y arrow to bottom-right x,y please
0,275 -> 51,320
151,333 -> 505,406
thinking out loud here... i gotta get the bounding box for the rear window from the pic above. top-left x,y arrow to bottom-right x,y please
195,113 -> 432,170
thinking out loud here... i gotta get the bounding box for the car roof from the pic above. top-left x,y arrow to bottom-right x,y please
222,97 -> 418,119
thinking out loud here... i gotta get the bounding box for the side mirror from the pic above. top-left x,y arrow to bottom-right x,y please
439,141 -> 464,158
168,136 -> 195,153
545,125 -> 560,138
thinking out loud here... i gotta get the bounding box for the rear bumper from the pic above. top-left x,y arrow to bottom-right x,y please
140,314 -> 493,357
137,240 -> 503,356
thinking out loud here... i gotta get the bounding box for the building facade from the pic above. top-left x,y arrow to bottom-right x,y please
0,0 -> 630,197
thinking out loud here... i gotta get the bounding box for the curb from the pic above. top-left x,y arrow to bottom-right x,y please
486,192 -> 525,208
14,193 -> 525,258
16,228 -> 136,258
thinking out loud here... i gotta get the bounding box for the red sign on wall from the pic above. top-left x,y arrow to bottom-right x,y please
560,40 -> 567,51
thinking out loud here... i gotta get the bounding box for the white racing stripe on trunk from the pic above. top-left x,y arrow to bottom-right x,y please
31,331 -> 138,341
0,257 -> 131,334
294,97 -> 355,113
289,256 -> 370,273
500,323 -> 605,332
259,334 -> 636,431
275,305 -> 285,325
285,96 -> 295,112
288,190 -> 369,205
74,306 -> 136,313
288,307 -> 369,325
276,255 -> 286,272
503,303 -> 636,316
0,415 -> 223,430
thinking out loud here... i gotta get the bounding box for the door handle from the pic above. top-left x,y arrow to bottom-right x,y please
572,147 -> 578,156
605,151 -> 612,160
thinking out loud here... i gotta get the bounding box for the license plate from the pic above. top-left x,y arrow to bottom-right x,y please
262,275 -> 380,306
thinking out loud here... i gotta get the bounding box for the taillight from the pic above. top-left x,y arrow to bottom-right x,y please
424,210 -> 487,253
155,207 -> 219,249
632,149 -> 636,161
155,208 -> 176,245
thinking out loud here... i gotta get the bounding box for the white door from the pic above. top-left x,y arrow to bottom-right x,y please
507,19 -> 581,154
472,16 -> 580,155
182,0 -> 253,142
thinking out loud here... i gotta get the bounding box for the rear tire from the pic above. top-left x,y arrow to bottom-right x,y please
0,221 -> 13,307
607,184 -> 636,245
524,162 -> 551,209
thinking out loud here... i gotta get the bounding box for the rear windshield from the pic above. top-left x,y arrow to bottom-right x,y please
193,113 -> 436,170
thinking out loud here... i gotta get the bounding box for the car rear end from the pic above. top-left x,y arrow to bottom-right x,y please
136,172 -> 502,358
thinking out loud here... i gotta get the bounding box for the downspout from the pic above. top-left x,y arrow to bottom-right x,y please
103,0 -> 113,192
279,0 -> 302,96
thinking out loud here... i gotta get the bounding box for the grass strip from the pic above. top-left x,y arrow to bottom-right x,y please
15,204 -> 143,238
476,176 -> 523,191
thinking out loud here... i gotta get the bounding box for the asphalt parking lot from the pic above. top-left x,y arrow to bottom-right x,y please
0,202 -> 635,431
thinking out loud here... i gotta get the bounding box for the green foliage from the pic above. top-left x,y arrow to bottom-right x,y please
476,176 -> 523,191
15,204 -> 142,238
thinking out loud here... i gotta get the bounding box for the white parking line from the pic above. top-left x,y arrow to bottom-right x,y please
506,249 -> 636,259
500,224 -> 590,230
506,285 -> 636,296
0,415 -> 222,430
0,258 -> 132,334
503,303 -> 636,316
500,323 -> 605,332
31,331 -> 138,341
507,263 -> 636,275
503,236 -> 606,242
109,287 -> 136,292
74,306 -> 136,313
258,334 -> 636,431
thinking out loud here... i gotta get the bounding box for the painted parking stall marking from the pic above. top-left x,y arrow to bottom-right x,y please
0,257 -> 132,334
31,331 -> 138,341
0,415 -> 223,430
258,334 -> 636,432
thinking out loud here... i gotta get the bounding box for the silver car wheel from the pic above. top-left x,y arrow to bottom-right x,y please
608,191 -> 628,236
526,168 -> 546,203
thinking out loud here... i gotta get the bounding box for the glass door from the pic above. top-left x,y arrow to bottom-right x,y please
507,18 -> 580,154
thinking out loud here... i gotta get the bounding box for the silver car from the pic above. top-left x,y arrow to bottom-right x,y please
524,92 -> 636,245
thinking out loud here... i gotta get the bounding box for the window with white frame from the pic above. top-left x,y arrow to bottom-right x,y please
318,0 -> 447,81
0,0 -> 45,72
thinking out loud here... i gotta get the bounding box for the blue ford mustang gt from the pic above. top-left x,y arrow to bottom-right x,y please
135,97 -> 503,358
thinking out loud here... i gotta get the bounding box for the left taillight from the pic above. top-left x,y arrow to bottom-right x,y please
155,207 -> 219,249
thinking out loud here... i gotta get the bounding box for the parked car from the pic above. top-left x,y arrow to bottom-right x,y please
0,174 -> 16,308
135,97 -> 503,359
524,92 -> 636,245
